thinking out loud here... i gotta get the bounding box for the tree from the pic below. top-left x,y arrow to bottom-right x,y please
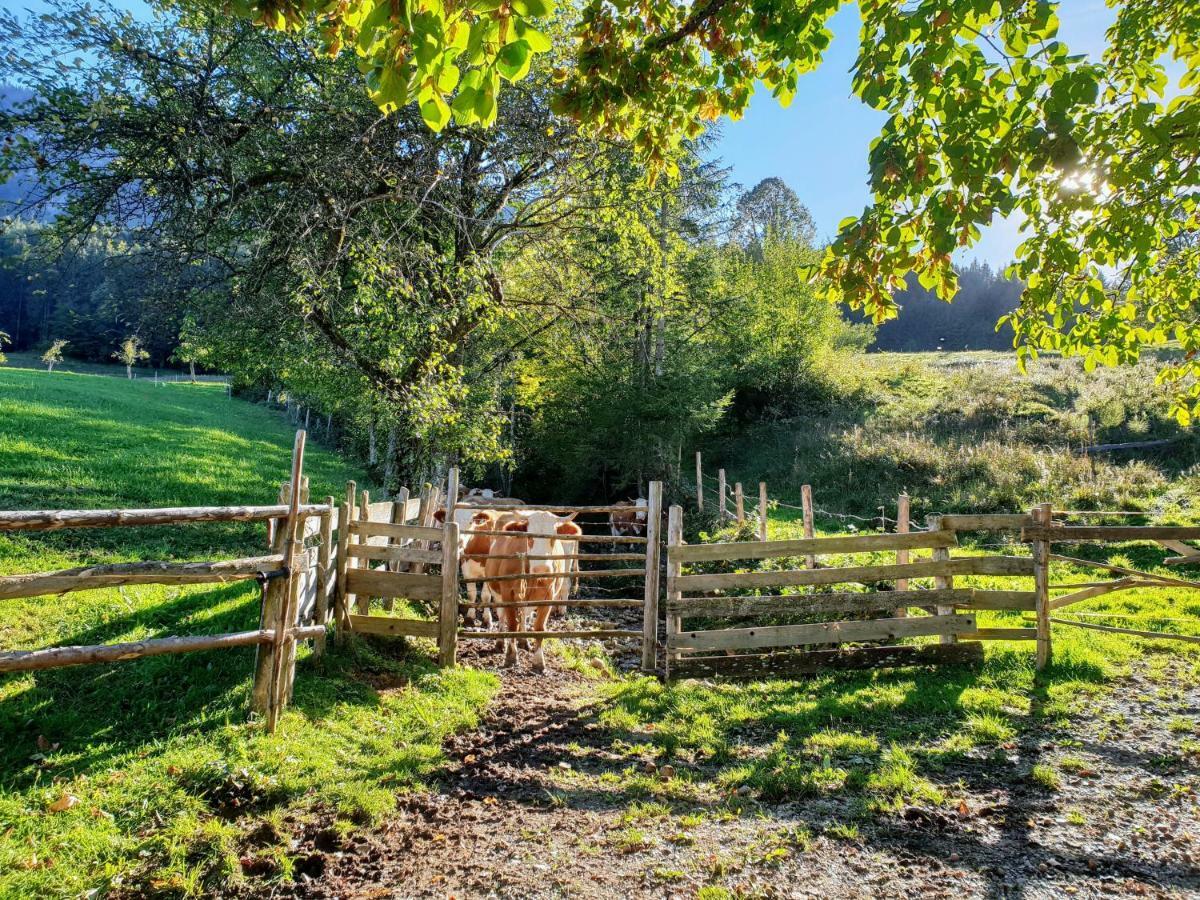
0,330 -> 10,365
113,337 -> 149,379
41,339 -> 66,373
731,178 -> 816,253
172,316 -> 210,382
207,0 -> 1200,419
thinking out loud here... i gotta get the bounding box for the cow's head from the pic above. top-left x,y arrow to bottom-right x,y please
433,508 -> 446,524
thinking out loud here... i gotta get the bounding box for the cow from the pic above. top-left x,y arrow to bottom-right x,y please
435,492 -> 523,629
609,498 -> 648,538
484,510 -> 578,670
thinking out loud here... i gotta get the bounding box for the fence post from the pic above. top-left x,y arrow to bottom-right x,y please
339,481 -> 358,638
266,429 -> 306,733
439,521 -> 460,667
1033,502 -> 1052,671
313,495 -> 335,657
929,515 -> 957,644
734,483 -> 744,525
718,469 -> 727,523
252,493 -> 291,715
641,480 -> 664,672
758,482 -> 768,542
695,452 -> 703,512
801,484 -> 815,568
894,493 -> 910,618
665,503 -> 683,679
356,490 -> 372,615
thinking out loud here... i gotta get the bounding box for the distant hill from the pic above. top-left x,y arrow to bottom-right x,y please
865,260 -> 1023,352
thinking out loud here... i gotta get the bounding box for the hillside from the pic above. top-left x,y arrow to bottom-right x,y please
0,368 -> 496,898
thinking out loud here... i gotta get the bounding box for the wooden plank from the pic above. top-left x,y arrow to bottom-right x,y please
1031,503 -> 1052,670
365,500 -> 394,521
961,628 -> 1038,641
758,482 -> 768,542
351,520 -> 443,541
454,503 -> 646,513
695,453 -> 703,512
345,568 -> 441,602
894,493 -> 910,618
348,615 -> 438,638
1023,525 -> 1200,543
669,641 -> 984,680
939,514 -> 1033,531
718,469 -> 727,523
347,544 -> 443,565
1048,616 -> 1200,645
1049,578 -> 1141,611
0,555 -> 285,601
0,503 -> 329,532
462,598 -> 643,609
667,530 -> 958,563
463,529 -> 646,544
930,517 -> 957,646
313,496 -> 335,657
801,484 -> 815,568
0,629 -> 275,674
665,504 -> 684,677
1157,539 -> 1197,555
1047,553 -> 1200,590
462,568 -> 644,584
674,556 -> 1034,592
641,481 -> 663,672
670,614 -> 976,653
458,629 -> 642,640
735,482 -> 744,524
267,430 -> 306,732
1164,554 -> 1200,567
438,474 -> 460,668
472,552 -> 645,562
955,590 -> 1038,610
668,589 -> 975,618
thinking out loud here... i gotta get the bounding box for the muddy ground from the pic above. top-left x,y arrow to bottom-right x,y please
250,635 -> 1200,900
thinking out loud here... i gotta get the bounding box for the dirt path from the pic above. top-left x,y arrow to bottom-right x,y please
258,639 -> 1200,900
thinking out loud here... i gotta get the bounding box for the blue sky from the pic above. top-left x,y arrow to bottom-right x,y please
712,1 -> 1117,268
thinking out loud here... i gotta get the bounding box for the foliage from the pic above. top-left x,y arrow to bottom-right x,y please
40,339 -> 66,372
0,330 -> 9,365
213,0 -> 1200,418
730,177 -> 816,253
113,336 -> 150,377
0,367 -> 497,896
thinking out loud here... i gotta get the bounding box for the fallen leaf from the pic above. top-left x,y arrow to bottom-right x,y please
463,754 -> 477,764
166,765 -> 181,776
48,793 -> 79,813
957,799 -> 971,818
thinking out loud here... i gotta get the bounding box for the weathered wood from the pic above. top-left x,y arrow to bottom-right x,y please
454,503 -> 647,513
347,544 -> 443,565
267,429 -> 306,732
348,615 -> 439,638
462,568 -> 645,584
668,641 -> 984,680
1048,577 -> 1148,611
929,516 -> 957,646
458,629 -> 643,640
313,496 -> 335,657
665,504 -> 684,677
1164,554 -> 1200,567
0,629 -> 276,674
667,529 -> 957,563
1023,525 -> 1200,543
0,555 -> 284,600
1078,436 -> 1182,454
735,482 -> 745,524
350,520 -> 443,541
955,590 -> 1038,610
439,471 -> 460,668
962,628 -> 1038,641
758,482 -> 768,542
345,568 -> 442,602
0,504 -> 328,532
801,484 -> 815,568
334,496 -> 352,644
939,514 -> 1033,531
1031,503 -> 1052,671
695,452 -> 703,512
670,614 -> 976,653
668,589 -> 977,618
718,468 -> 728,523
1048,616 -> 1200,644
641,481 -> 664,673
674,556 -> 1034,592
251,492 -> 292,716
462,598 -> 643,609
894,493 -> 911,618
463,529 -> 646,544
471,552 -> 645,562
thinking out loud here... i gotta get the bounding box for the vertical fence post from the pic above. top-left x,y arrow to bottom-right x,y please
695,452 -> 703,512
734,483 -> 744,525
356,490 -> 372,615
438,468 -> 461,667
641,481 -> 664,672
252,490 -> 291,714
758,482 -> 768,542
894,493 -> 910,618
340,481 -> 358,636
664,504 -> 683,680
929,515 -> 957,644
391,485 -> 411,572
718,469 -> 727,523
313,496 -> 335,657
1033,502 -> 1052,671
801,484 -> 815,568
266,429 -> 306,733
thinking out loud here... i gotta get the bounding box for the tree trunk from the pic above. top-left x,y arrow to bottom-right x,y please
126,364 -> 132,379
189,361 -> 196,382
368,422 -> 378,465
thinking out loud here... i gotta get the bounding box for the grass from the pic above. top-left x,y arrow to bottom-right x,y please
0,367 -> 498,897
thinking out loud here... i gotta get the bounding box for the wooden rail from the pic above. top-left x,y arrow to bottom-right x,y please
672,556 -> 1034,592
0,555 -> 285,600
463,529 -> 647,544
1023,525 -> 1200,543
670,614 -> 977,653
669,642 -> 983,680
667,530 -> 957,563
454,503 -> 647,513
458,629 -> 642,640
461,568 -> 644,584
0,504 -> 329,532
350,520 -> 443,541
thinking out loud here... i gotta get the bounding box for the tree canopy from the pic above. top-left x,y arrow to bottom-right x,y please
214,0 -> 1200,419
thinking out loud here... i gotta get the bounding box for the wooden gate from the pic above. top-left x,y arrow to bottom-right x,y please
452,476 -> 664,671
663,505 -> 1038,679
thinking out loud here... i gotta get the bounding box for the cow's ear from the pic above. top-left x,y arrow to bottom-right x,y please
556,520 -> 582,535
503,519 -> 529,532
434,509 -> 446,524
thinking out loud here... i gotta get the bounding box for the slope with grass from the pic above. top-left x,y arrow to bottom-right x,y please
0,367 -> 497,897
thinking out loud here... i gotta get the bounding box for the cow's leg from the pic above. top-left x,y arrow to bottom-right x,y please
529,603 -> 552,673
500,603 -> 519,667
462,573 -> 478,628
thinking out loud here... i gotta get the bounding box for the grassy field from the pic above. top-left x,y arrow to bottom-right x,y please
0,367 -> 497,898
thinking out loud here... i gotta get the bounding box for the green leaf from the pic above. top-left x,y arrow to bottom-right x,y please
496,39 -> 531,81
516,23 -> 551,53
420,93 -> 451,131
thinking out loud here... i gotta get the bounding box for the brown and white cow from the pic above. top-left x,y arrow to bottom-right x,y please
484,510 -> 578,670
609,498 -> 648,538
435,493 -> 523,629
